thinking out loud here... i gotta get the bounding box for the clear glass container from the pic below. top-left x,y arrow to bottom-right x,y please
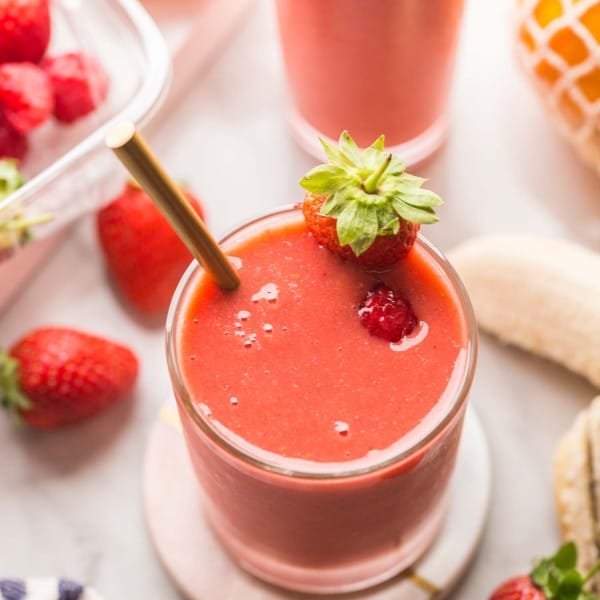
0,0 -> 170,311
166,206 -> 477,594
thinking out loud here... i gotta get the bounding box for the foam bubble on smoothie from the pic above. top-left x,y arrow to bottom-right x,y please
263,323 -> 273,333
230,396 -> 239,406
334,421 -> 350,436
390,321 -> 429,352
199,403 -> 212,418
229,256 -> 242,270
251,283 -> 279,304
237,310 -> 251,321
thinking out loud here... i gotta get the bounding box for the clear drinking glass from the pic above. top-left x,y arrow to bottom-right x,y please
166,206 -> 477,594
274,0 -> 465,165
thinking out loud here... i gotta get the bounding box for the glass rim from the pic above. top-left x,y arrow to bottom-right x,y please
165,205 -> 478,480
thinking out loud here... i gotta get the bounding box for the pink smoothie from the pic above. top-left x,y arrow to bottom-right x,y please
275,0 -> 464,150
168,208 -> 475,593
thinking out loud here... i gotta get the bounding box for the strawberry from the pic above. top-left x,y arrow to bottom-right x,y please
0,327 -> 138,429
0,117 -> 27,161
43,53 -> 109,124
0,0 -> 50,64
97,181 -> 205,316
489,542 -> 600,600
491,576 -> 548,599
0,62 -> 53,133
300,131 -> 442,269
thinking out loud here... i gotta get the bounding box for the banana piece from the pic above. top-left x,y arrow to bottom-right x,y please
448,235 -> 600,388
554,396 -> 600,591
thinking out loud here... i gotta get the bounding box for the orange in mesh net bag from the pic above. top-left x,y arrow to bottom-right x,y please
516,0 -> 600,171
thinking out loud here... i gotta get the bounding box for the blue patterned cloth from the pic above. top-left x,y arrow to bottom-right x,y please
0,579 -> 101,600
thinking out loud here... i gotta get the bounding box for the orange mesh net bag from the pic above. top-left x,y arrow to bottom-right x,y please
516,0 -> 600,171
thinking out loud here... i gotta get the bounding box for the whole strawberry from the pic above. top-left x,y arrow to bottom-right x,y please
0,62 -> 53,133
0,0 -> 50,64
489,542 -> 600,600
97,181 -> 205,316
300,131 -> 442,269
43,53 -> 109,124
0,327 -> 138,429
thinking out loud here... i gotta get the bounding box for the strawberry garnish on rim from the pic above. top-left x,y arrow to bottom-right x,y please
300,131 -> 443,269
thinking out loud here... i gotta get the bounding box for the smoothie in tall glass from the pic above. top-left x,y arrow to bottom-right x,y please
166,134 -> 476,593
274,0 -> 465,165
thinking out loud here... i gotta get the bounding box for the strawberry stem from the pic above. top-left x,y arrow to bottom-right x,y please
363,153 -> 392,194
0,213 -> 54,233
583,560 -> 600,584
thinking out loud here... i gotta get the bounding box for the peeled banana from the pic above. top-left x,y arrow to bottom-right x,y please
448,235 -> 600,388
554,396 -> 600,591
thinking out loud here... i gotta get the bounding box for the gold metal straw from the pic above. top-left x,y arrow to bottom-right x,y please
106,122 -> 240,291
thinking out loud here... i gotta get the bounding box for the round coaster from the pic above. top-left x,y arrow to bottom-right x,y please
143,406 -> 491,599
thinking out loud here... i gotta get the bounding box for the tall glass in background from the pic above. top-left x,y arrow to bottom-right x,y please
274,0 -> 465,165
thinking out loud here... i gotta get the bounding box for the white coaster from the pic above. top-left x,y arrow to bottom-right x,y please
143,406 -> 491,599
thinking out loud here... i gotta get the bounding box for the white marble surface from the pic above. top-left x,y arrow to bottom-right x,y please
1,1 -> 599,598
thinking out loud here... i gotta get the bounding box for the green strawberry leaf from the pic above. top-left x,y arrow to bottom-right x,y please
299,131 -> 442,256
320,138 -> 354,168
339,131 -> 364,166
376,204 -> 400,235
390,198 -> 439,225
531,561 -> 551,589
0,160 -> 24,202
400,188 -> 444,208
300,164 -> 350,195
558,571 -> 584,599
349,204 -> 379,255
370,134 -> 385,151
336,202 -> 362,246
362,146 -> 384,171
0,352 -> 30,426
530,542 -> 600,600
554,543 -> 578,571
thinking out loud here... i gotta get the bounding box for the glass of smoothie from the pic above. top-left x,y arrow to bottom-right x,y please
166,136 -> 477,594
274,0 -> 465,166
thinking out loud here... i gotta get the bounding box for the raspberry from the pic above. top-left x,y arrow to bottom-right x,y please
0,119 -> 27,161
43,53 -> 109,124
358,283 -> 418,342
0,62 -> 53,133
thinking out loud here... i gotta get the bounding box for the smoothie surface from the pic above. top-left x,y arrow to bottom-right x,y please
179,213 -> 467,463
